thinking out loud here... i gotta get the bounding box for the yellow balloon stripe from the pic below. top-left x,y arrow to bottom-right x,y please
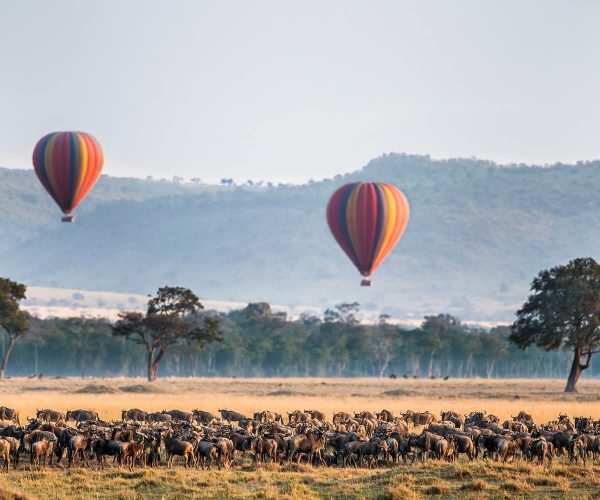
372,185 -> 410,271
372,184 -> 397,264
72,133 -> 88,199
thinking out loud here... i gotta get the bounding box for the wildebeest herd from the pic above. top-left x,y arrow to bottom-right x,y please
0,406 -> 597,471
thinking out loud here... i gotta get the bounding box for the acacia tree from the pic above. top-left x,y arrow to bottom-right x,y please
0,278 -> 29,378
113,286 -> 221,381
510,258 -> 600,392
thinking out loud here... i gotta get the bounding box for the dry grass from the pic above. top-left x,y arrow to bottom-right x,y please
0,377 -> 598,498
0,376 -> 598,423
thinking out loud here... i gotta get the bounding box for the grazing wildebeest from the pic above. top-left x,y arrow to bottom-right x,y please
192,409 -> 217,424
66,409 -> 99,422
440,411 -> 464,429
67,435 -> 91,468
333,412 -> 351,425
435,438 -> 455,461
450,434 -> 477,461
214,438 -> 235,468
402,411 -> 435,426
118,440 -> 144,470
0,438 -> 11,471
162,431 -> 194,468
287,430 -> 326,464
0,407 -> 19,425
36,409 -> 65,423
376,409 -> 394,422
304,410 -> 326,422
358,440 -> 385,468
30,439 -> 53,470
161,409 -> 193,423
287,410 -> 309,426
195,441 -> 219,470
91,438 -> 123,469
249,436 -> 278,464
142,435 -> 161,467
147,412 -> 172,424
121,409 -> 148,423
219,409 -> 246,424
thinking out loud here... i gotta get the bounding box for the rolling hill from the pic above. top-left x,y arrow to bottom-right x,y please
2,153 -> 600,322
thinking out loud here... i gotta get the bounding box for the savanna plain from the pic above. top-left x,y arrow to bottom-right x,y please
1,377 -> 600,499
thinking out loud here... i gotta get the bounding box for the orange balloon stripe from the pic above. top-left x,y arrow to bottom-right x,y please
372,186 -> 409,271
371,184 -> 396,264
74,133 -> 102,208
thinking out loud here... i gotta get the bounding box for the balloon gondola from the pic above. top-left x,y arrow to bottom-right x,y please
326,182 -> 410,286
32,131 -> 104,222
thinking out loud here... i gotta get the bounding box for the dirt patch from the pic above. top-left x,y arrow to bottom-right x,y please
266,390 -> 295,396
119,384 -> 164,394
382,389 -> 417,397
74,384 -> 121,394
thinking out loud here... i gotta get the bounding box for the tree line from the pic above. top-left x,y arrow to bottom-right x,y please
2,255 -> 600,392
0,299 -> 578,381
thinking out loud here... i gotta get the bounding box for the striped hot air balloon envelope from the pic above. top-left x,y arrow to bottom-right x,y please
326,182 -> 410,286
32,131 -> 104,222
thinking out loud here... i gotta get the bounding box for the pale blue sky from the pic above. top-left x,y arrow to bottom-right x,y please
1,0 -> 599,183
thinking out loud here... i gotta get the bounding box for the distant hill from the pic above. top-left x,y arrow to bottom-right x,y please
2,153 -> 600,322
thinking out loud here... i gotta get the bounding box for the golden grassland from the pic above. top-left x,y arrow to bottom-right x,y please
1,376 -> 600,423
0,377 -> 598,498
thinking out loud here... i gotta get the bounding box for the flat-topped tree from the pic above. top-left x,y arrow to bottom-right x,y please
113,286 -> 221,381
510,258 -> 600,393
0,278 -> 29,378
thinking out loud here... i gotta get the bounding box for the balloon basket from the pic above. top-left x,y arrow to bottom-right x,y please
61,215 -> 74,223
361,279 -> 372,287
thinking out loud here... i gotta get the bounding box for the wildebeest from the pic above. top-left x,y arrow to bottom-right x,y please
219,409 -> 246,424
0,407 -> 19,425
304,410 -> 326,422
287,430 -> 326,464
67,434 -> 90,468
162,431 -> 194,468
333,412 -> 351,424
440,411 -> 464,429
195,440 -> 219,470
402,410 -> 435,426
121,409 -> 148,423
358,439 -> 385,468
147,412 -> 172,423
161,409 -> 193,423
376,409 -> 394,422
66,409 -> 99,422
192,409 -> 217,424
36,409 -> 65,423
91,438 -> 123,469
30,439 -> 53,470
117,440 -> 144,470
0,438 -> 11,471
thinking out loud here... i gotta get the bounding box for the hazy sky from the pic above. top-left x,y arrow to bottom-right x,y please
1,0 -> 599,183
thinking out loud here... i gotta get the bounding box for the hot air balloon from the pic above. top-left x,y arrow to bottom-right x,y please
32,131 -> 104,222
326,182 -> 410,286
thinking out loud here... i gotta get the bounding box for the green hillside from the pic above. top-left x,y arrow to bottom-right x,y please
2,153 -> 599,322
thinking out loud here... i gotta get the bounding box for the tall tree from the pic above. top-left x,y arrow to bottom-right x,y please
112,286 -> 221,381
510,258 -> 600,392
0,278 -> 29,378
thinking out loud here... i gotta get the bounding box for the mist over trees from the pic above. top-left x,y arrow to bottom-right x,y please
1,303 -> 579,379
